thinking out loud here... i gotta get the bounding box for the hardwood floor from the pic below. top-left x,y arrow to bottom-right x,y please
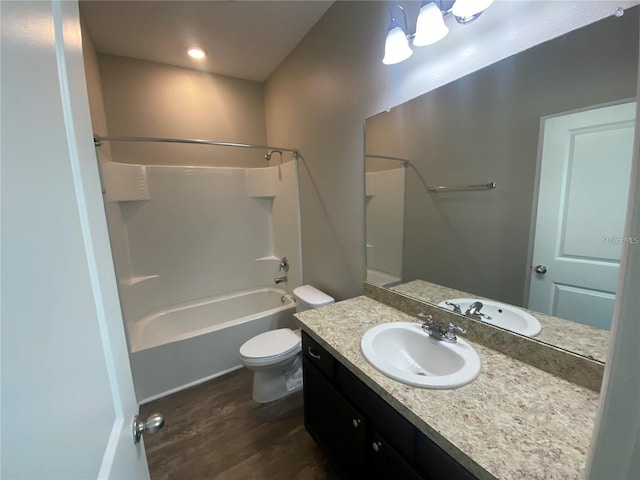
140,368 -> 340,480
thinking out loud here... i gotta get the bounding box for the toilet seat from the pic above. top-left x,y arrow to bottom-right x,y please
239,328 -> 301,365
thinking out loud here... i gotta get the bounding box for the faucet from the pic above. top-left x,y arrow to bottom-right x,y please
417,313 -> 466,343
464,301 -> 492,321
444,301 -> 462,314
275,276 -> 288,284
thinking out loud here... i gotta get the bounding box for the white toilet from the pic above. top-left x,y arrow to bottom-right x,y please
239,285 -> 334,403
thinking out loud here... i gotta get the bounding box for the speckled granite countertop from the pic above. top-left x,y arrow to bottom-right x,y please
295,296 -> 600,480
391,280 -> 609,363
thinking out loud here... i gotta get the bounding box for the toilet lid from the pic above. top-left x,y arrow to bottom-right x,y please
239,328 -> 301,359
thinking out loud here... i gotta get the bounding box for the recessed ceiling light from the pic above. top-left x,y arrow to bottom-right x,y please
187,48 -> 206,60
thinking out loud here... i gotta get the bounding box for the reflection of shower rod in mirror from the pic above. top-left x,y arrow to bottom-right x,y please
427,182 -> 496,192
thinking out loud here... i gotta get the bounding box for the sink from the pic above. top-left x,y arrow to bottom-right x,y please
438,298 -> 542,337
360,322 -> 481,389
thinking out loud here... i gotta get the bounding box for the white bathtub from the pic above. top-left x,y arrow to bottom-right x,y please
129,287 -> 297,402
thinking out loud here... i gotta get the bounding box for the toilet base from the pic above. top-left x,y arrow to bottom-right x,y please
251,361 -> 303,403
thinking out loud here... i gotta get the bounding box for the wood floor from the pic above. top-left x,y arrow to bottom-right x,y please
140,368 -> 340,480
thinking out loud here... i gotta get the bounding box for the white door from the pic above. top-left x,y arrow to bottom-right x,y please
1,1 -> 151,478
528,101 -> 635,329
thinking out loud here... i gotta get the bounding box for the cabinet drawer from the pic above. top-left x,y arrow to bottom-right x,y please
302,331 -> 334,379
335,361 -> 415,461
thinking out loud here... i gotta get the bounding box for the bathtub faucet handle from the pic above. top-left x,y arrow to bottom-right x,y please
279,257 -> 289,272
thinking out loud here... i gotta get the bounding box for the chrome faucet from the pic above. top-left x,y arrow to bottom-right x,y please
417,313 -> 466,343
464,301 -> 492,321
444,301 -> 462,314
275,276 -> 288,284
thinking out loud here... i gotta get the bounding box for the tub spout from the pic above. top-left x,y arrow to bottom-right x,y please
275,276 -> 288,284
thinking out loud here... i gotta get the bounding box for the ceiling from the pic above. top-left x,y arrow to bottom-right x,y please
80,1 -> 334,82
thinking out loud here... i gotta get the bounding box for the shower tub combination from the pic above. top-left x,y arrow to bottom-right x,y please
99,136 -> 303,403
129,287 -> 296,402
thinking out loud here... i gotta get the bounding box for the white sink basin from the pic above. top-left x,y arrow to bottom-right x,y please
360,322 -> 481,389
438,298 -> 542,337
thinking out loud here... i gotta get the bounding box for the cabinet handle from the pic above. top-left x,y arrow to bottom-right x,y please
352,418 -> 362,428
308,347 -> 321,360
372,441 -> 382,453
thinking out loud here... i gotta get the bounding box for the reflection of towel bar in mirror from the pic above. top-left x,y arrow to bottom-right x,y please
366,153 -> 409,163
427,182 -> 496,192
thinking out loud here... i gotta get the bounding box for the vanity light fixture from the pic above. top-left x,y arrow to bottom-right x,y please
382,5 -> 413,65
383,0 -> 494,65
187,48 -> 206,60
451,0 -> 495,24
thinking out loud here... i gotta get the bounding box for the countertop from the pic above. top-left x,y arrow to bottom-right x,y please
391,279 -> 609,363
294,296 -> 600,480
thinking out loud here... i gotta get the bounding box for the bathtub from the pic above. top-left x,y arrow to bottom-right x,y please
129,287 -> 297,402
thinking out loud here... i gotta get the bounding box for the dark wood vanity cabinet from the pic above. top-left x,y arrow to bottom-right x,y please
303,355 -> 366,478
302,332 -> 478,480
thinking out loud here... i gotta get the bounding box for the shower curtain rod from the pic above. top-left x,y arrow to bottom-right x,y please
93,135 -> 299,156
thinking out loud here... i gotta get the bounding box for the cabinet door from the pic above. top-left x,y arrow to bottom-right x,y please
415,433 -> 477,480
369,433 -> 425,480
303,357 -> 366,479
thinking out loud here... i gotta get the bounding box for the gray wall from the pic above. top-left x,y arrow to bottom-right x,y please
81,14 -> 111,159
98,54 -> 268,167
366,9 -> 639,306
263,0 -> 626,301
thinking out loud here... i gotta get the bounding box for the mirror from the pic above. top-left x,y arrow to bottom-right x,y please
364,7 -> 639,363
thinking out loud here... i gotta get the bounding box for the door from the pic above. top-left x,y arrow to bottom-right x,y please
303,358 -> 367,479
528,101 -> 635,329
1,1 -> 150,478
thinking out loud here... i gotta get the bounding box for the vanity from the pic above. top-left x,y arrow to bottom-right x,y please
295,296 -> 600,480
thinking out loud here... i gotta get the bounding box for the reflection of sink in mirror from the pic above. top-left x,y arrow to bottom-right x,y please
360,322 -> 481,389
438,299 -> 542,337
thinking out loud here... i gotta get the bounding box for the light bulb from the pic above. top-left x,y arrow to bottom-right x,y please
413,2 -> 449,47
451,0 -> 494,22
187,48 -> 206,60
382,26 -> 413,65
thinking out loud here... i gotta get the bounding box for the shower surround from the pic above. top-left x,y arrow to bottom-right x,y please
103,158 -> 302,401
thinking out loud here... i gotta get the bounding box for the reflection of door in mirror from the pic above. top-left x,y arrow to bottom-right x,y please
529,101 -> 636,329
365,156 -> 407,287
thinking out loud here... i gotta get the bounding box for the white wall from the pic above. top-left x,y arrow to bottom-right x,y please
365,167 -> 405,285
103,161 -> 302,333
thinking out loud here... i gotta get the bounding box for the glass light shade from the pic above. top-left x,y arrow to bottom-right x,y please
413,2 -> 449,47
451,0 -> 494,20
382,26 -> 413,65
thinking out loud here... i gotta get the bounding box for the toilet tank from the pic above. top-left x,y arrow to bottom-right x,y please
293,285 -> 335,312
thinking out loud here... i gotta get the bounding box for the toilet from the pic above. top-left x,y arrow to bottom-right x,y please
239,285 -> 334,403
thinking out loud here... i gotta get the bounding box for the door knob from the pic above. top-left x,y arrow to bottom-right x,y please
534,265 -> 547,274
133,413 -> 165,444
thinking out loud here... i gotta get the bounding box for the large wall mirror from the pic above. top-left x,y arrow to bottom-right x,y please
365,6 -> 639,363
